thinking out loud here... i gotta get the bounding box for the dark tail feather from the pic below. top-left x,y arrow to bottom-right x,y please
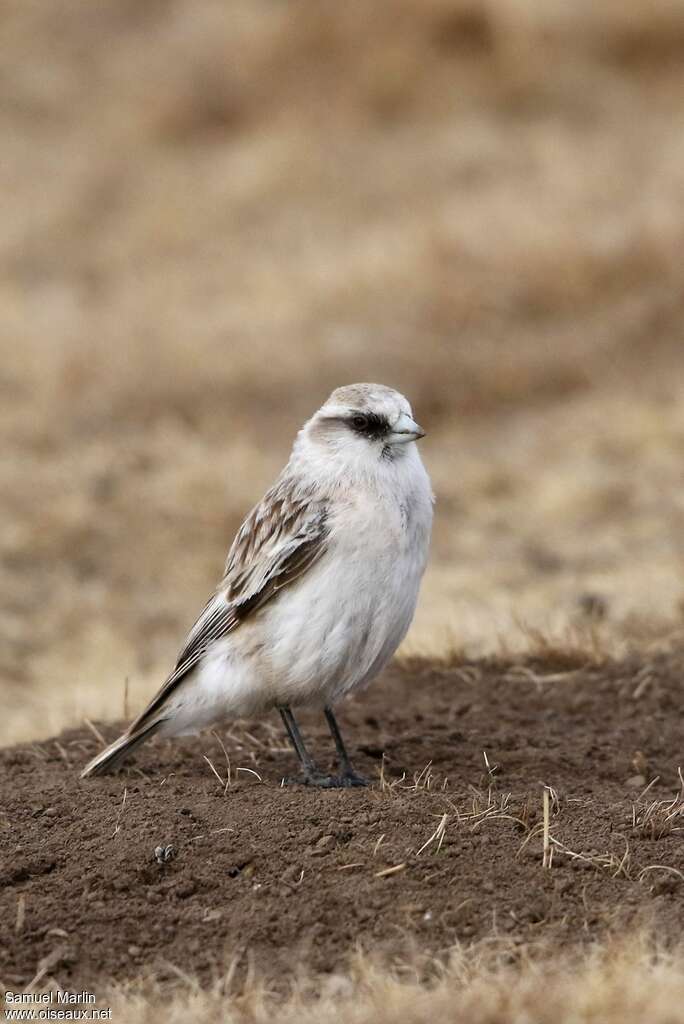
80,719 -> 164,778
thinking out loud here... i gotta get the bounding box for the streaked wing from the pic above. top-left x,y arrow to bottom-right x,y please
128,482 -> 329,732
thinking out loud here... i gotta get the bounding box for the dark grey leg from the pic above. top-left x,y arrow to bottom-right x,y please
278,706 -> 317,775
324,706 -> 369,787
278,706 -> 341,788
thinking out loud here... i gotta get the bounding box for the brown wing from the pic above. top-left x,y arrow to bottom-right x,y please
127,483 -> 329,733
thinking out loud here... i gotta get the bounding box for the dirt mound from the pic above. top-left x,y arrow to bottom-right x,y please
2,651 -> 684,991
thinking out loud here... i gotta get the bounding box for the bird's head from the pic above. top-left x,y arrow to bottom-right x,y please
297,383 -> 426,477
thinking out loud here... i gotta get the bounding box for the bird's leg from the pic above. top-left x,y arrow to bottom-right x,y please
324,706 -> 369,787
278,705 -> 318,776
278,706 -> 340,788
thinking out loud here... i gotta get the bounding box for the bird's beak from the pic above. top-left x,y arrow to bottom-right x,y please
389,412 -> 426,443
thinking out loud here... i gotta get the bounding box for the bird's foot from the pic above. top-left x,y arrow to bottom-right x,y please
283,769 -> 369,789
337,768 -> 370,788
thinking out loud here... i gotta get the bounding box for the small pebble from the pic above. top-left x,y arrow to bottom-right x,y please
154,844 -> 176,864
127,945 -> 141,957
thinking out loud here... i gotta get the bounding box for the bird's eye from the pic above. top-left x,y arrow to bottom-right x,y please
351,414 -> 369,431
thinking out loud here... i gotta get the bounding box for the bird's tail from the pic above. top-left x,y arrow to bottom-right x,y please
80,719 -> 165,778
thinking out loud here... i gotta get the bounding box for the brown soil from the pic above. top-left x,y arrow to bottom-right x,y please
2,651 -> 684,991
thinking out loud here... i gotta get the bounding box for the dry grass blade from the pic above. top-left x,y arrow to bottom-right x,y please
111,787 -> 128,839
211,731 -> 232,791
375,864 -> 407,879
378,754 -> 406,793
447,784 -> 525,834
416,813 -> 448,856
53,741 -> 69,764
203,755 -> 226,791
633,776 -> 661,803
412,761 -> 436,791
483,750 -> 499,778
632,774 -> 684,839
542,788 -> 551,869
632,798 -> 684,840
377,756 -> 450,794
549,836 -> 632,879
83,719 -> 107,747
638,865 -> 684,885
15,894 -> 26,934
191,827 -> 235,841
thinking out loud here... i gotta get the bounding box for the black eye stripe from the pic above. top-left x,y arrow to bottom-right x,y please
348,411 -> 390,439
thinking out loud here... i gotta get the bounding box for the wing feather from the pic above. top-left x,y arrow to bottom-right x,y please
127,481 -> 329,732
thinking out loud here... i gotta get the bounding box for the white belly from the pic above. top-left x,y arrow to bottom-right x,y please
263,549 -> 419,704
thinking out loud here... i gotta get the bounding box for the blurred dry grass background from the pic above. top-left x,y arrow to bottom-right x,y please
105,939 -> 684,1024
2,0 -> 684,743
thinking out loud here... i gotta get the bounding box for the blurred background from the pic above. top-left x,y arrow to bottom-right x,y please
3,0 -> 684,743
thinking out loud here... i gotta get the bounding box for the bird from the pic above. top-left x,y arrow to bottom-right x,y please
81,383 -> 433,786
